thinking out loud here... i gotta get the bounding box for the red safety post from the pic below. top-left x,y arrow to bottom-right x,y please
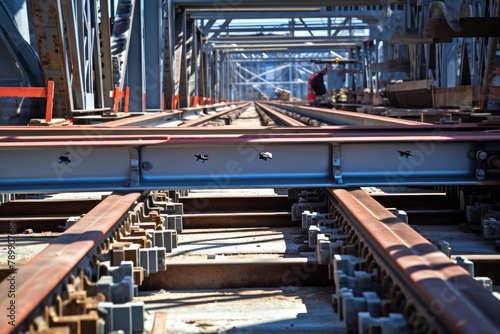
110,87 -> 130,113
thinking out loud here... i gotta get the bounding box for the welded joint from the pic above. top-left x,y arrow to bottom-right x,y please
333,144 -> 343,184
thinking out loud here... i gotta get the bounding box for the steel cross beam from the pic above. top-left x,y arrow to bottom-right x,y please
0,132 -> 499,193
173,0 -> 406,9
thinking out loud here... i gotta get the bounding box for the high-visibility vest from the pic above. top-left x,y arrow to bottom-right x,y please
307,73 -> 318,106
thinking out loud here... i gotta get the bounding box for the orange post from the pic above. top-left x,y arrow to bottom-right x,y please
113,87 -> 120,114
124,87 -> 130,113
45,80 -> 54,122
171,95 -> 179,110
111,87 -> 129,113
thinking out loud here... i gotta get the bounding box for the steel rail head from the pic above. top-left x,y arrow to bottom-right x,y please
325,188 -> 500,334
178,102 -> 252,127
254,101 -> 307,126
263,101 -> 427,126
0,122 -> 491,137
0,192 -> 142,332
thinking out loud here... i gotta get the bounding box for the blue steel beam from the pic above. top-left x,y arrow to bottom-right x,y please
173,0 -> 406,9
0,132 -> 499,193
189,10 -> 385,20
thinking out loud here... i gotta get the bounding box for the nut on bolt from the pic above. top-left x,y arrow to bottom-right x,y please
142,161 -> 153,171
475,150 -> 488,161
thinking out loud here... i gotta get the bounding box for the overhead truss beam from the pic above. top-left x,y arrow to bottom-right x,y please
174,0 -> 406,9
189,8 -> 392,19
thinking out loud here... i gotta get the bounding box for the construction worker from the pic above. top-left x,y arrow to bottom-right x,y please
307,67 -> 328,107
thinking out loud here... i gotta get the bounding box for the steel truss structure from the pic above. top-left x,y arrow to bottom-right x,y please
0,0 -> 498,124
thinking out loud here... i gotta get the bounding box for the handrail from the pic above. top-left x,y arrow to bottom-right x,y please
0,80 -> 54,122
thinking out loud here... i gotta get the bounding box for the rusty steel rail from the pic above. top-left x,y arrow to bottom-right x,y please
254,101 -> 306,126
263,101 -> 428,126
0,192 -> 142,333
326,188 -> 500,333
178,102 -> 252,127
0,122 -> 491,137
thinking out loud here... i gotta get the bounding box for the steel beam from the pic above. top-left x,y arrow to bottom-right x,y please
173,0 -> 406,9
208,37 -> 367,44
0,132 -> 499,193
30,0 -> 73,117
264,102 -> 424,126
144,0 -> 164,111
188,8 -> 389,19
213,43 -> 359,49
0,124 -> 489,136
126,0 -> 146,112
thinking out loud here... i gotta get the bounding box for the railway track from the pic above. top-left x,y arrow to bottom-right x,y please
2,102 -> 500,333
1,186 -> 500,333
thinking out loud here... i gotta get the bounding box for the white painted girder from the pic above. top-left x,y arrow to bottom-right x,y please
0,132 -> 499,192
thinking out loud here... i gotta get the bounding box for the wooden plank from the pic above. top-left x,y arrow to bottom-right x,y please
370,60 -> 410,73
434,86 -> 475,109
151,311 -> 168,334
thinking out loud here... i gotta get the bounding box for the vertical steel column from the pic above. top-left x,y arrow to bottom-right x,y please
480,0 -> 499,111
174,9 -> 187,108
60,1 -> 84,109
93,0 -> 114,109
185,16 -> 196,104
193,27 -> 200,98
441,42 -> 458,88
126,0 -> 146,112
111,0 -> 137,97
197,30 -> 207,100
214,49 -> 220,102
144,0 -> 163,111
220,51 -> 228,100
31,0 -> 73,118
163,0 -> 175,109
